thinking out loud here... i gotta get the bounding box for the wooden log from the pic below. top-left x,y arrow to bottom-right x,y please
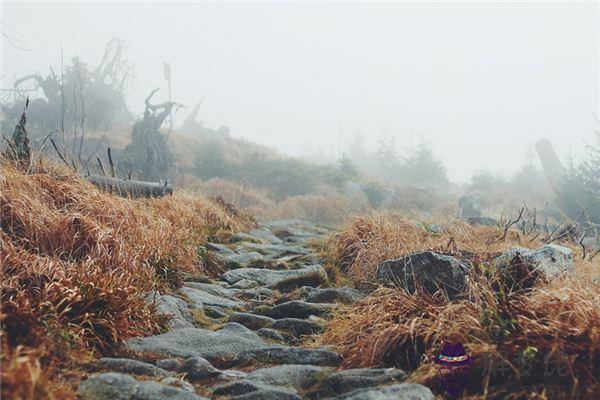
88,175 -> 173,198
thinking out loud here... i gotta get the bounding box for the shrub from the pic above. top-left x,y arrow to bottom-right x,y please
557,132 -> 600,224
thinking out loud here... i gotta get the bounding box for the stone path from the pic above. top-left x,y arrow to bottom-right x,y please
78,219 -> 435,400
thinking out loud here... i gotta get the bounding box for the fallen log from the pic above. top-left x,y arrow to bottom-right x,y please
88,175 -> 173,198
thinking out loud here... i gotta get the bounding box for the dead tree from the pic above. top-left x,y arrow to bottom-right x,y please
2,38 -> 133,150
120,89 -> 181,181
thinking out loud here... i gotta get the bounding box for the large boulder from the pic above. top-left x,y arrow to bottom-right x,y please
78,372 -> 206,400
377,252 -> 470,300
495,244 -> 574,278
329,383 -> 435,400
222,265 -> 327,288
125,323 -> 267,364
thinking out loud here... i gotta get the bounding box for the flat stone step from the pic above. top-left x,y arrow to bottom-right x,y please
221,265 -> 327,289
78,372 -> 206,400
125,323 -> 268,365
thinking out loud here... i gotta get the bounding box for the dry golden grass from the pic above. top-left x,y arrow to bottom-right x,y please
321,213 -> 600,398
331,213 -> 547,282
0,157 -> 249,399
277,193 -> 358,226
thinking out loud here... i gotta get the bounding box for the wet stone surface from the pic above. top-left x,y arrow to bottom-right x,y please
79,220 -> 433,400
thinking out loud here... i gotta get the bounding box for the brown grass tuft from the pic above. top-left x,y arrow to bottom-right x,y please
0,158 -> 248,399
321,212 -> 600,398
330,213 -> 544,282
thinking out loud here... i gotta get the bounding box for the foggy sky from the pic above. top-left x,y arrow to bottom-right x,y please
2,2 -> 598,182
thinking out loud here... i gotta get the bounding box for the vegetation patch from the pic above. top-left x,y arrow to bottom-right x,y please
0,158 -> 248,399
320,213 -> 599,398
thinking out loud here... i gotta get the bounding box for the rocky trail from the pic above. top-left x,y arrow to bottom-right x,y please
78,219 -> 435,400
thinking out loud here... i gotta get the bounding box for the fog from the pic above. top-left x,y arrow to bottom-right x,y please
2,2 -> 598,182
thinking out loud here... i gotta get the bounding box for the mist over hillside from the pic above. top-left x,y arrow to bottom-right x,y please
1,3 -> 599,400
3,2 -> 598,181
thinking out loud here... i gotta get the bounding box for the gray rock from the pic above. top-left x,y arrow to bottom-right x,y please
233,346 -> 342,367
302,287 -> 364,304
78,372 -> 207,400
221,369 -> 248,379
238,287 -> 277,300
329,383 -> 435,400
134,380 -> 205,400
230,279 -> 261,289
377,252 -> 470,300
180,286 -> 242,310
248,229 -> 284,244
218,251 -> 266,269
272,318 -> 324,336
156,359 -> 181,372
245,364 -> 331,390
257,328 -> 286,342
496,244 -> 574,278
229,312 -> 275,330
181,357 -> 221,380
320,368 -> 407,396
125,323 -> 267,364
233,389 -> 301,400
259,300 -> 334,319
92,358 -> 170,378
149,294 -> 194,330
183,282 -> 239,298
159,377 -> 196,393
222,265 -> 327,288
212,380 -> 297,397
203,306 -> 229,319
239,242 -> 311,258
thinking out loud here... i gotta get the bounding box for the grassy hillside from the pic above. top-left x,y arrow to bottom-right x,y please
319,213 -> 600,398
0,158 -> 250,399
